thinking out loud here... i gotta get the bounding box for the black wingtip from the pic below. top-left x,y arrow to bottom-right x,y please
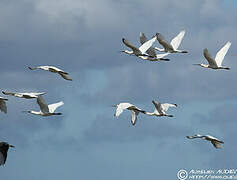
161,58 -> 170,61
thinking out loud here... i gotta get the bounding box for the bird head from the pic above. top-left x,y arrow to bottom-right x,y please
194,134 -> 202,137
9,145 -> 15,148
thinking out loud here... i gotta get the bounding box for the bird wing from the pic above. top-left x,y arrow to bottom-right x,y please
156,33 -> 173,51
48,66 -> 67,74
0,143 -> 8,165
138,36 -> 156,54
48,101 -> 64,113
58,72 -> 72,81
130,110 -> 139,126
0,151 -> 5,165
170,30 -> 185,50
211,140 -> 223,149
161,103 -> 177,112
139,32 -> 147,44
2,91 -> 16,96
0,98 -> 7,114
140,33 -> 157,57
152,100 -> 163,114
114,103 -> 133,117
122,38 -> 141,54
203,48 -> 218,67
215,41 -> 231,67
37,96 -> 49,113
32,92 -> 46,96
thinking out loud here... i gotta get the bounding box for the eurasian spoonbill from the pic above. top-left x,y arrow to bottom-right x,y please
139,32 -> 170,61
144,100 -> 177,117
187,134 -> 224,149
121,36 -> 156,58
155,30 -> 187,53
194,42 -> 231,70
23,95 -> 64,116
113,102 -> 146,126
2,91 -> 46,99
28,66 -> 72,81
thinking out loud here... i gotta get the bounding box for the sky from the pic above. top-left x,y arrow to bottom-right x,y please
1,0 -> 237,179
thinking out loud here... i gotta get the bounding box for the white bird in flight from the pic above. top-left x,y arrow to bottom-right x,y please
113,102 -> 146,126
144,100 -> 177,117
194,41 -> 231,70
24,95 -> 64,116
28,66 -> 72,81
2,91 -> 46,99
139,32 -> 170,61
0,97 -> 8,114
121,36 -> 157,58
155,30 -> 188,53
0,141 -> 14,166
186,134 -> 224,149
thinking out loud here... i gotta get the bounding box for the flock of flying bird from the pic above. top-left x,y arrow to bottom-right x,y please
0,65 -> 72,166
118,30 -> 231,149
0,29 -> 232,166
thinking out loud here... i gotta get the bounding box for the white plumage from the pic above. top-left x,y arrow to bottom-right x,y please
187,134 -> 224,149
155,30 -> 187,53
121,36 -> 157,58
114,103 -> 146,126
194,41 -> 231,70
2,91 -> 46,99
144,100 -> 177,117
28,65 -> 72,81
24,95 -> 64,116
139,32 -> 170,61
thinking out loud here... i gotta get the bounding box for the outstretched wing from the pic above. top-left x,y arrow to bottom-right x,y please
215,41 -> 231,67
37,96 -> 49,113
122,38 -> 140,54
58,72 -> 72,81
139,32 -> 148,44
170,30 -> 185,50
139,36 -> 156,54
152,100 -> 163,115
211,140 -> 223,149
48,101 -> 64,113
156,33 -> 173,51
131,110 -> 139,126
2,91 -> 16,96
114,103 -> 133,117
0,98 -> 7,114
0,143 -> 8,165
203,48 -> 218,67
161,103 -> 177,112
140,33 -> 157,58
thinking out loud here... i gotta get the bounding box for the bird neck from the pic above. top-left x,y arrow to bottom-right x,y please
144,111 -> 155,116
31,111 -> 42,115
